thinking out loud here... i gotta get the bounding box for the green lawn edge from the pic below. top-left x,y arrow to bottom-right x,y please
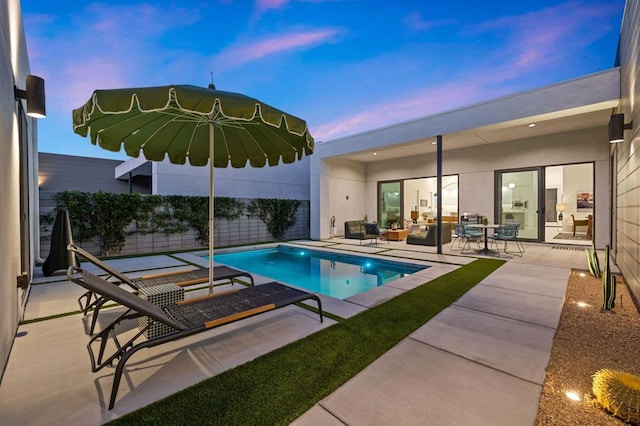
110,258 -> 504,425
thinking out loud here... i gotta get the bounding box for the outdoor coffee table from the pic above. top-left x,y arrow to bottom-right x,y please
386,229 -> 409,241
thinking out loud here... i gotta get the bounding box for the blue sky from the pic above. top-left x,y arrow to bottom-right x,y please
22,0 -> 624,161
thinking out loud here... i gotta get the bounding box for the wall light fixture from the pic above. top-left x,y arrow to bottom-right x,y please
14,75 -> 46,118
609,113 -> 632,143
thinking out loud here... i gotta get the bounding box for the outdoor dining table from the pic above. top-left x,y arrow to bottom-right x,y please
465,223 -> 500,254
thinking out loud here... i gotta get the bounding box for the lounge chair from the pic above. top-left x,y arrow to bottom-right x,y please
68,243 -> 254,334
67,266 -> 323,410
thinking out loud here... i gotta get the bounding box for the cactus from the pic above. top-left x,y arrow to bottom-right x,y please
602,245 -> 616,310
586,239 -> 601,277
592,368 -> 640,424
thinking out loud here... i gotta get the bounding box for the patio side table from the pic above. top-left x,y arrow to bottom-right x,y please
138,283 -> 184,338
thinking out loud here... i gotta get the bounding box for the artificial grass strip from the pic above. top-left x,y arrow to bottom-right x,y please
110,258 -> 504,426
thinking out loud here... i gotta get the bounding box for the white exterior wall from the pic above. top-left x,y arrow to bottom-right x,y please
312,124 -> 611,244
365,127 -> 610,245
314,158 -> 367,238
150,156 -> 310,200
615,0 -> 640,303
0,0 -> 38,380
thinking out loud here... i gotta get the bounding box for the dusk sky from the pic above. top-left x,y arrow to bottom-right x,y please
21,0 -> 625,161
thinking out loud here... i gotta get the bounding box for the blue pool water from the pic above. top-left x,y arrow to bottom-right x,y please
210,246 -> 426,299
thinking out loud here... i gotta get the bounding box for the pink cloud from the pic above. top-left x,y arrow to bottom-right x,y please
312,1 -> 622,142
212,29 -> 340,70
58,60 -> 127,112
255,0 -> 290,12
479,2 -> 620,74
403,11 -> 453,32
312,80 -> 491,141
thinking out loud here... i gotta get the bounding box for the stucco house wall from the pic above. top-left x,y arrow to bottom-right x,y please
360,126 -> 610,247
0,0 -> 39,380
313,158 -> 367,237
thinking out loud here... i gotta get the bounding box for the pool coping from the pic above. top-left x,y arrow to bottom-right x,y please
175,241 -> 462,319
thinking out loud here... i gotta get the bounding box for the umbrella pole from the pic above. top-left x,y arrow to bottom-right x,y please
209,122 -> 215,294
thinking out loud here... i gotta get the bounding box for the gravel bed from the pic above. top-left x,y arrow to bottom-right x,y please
536,270 -> 640,425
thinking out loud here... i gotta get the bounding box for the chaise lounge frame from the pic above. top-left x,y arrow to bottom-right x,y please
68,243 -> 254,334
67,266 -> 323,410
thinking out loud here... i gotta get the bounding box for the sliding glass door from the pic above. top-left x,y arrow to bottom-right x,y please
378,181 -> 401,228
497,169 -> 541,240
544,163 -> 594,245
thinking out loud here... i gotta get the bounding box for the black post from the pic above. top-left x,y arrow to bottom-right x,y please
436,134 -> 443,254
128,172 -> 133,194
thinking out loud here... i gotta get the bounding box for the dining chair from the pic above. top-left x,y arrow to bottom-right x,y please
450,223 -> 464,250
460,223 -> 483,254
489,223 -> 523,256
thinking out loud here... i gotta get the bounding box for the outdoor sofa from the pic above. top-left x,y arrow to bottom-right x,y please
406,222 -> 452,246
344,220 -> 381,244
67,266 -> 323,409
344,220 -> 367,239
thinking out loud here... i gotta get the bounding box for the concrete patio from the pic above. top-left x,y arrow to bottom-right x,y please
0,238 -> 597,425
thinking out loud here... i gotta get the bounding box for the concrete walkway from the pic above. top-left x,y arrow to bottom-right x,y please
0,240 -> 597,425
293,260 -> 570,425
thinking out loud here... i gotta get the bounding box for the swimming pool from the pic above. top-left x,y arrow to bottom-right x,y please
210,246 -> 426,299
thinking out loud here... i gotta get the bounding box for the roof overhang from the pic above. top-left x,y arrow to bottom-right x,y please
318,68 -> 621,162
115,155 -> 152,180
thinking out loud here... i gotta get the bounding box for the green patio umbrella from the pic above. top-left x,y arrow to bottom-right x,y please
73,84 -> 314,291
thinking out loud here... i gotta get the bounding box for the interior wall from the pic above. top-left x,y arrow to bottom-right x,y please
615,0 -> 640,303
561,163 -> 594,220
546,166 -> 563,221
403,176 -> 458,222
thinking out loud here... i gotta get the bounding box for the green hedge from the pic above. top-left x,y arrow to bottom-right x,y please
44,191 -> 301,255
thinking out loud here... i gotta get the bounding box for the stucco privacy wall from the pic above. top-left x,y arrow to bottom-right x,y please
616,0 -> 640,303
0,0 -> 36,381
122,156 -> 311,200
39,152 -> 311,257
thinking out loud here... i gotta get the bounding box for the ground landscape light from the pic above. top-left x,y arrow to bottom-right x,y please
565,391 -> 581,401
